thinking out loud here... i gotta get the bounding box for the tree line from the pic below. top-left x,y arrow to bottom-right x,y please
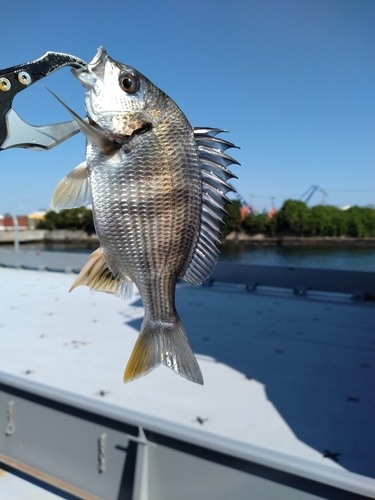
37,208 -> 95,234
223,200 -> 375,238
37,201 -> 375,238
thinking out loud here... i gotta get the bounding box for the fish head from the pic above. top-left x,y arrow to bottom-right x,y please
71,47 -> 167,140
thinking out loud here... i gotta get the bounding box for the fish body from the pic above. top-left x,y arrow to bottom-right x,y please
51,47 -> 238,384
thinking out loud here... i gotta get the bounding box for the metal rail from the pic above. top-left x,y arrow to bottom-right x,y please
1,372 -> 374,500
0,249 -> 374,300
0,249 -> 88,273
203,261 -> 375,300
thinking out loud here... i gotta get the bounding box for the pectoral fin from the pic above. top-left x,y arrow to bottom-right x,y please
52,162 -> 91,209
70,248 -> 133,300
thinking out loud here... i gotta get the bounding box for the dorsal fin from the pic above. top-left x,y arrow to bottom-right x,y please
51,161 -> 91,209
70,247 -> 133,300
181,129 -> 239,285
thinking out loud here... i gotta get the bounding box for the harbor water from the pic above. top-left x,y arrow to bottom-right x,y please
1,241 -> 374,272
220,244 -> 375,272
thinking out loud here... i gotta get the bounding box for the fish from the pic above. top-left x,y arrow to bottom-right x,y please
50,47 -> 239,384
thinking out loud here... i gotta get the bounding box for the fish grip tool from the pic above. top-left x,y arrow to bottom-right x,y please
0,51 -> 86,151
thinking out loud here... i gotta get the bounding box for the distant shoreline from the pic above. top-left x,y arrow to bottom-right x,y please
223,231 -> 375,247
1,229 -> 375,248
0,229 -> 99,245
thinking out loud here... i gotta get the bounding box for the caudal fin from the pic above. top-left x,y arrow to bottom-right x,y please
124,317 -> 203,385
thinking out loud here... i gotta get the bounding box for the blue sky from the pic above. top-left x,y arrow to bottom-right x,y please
1,0 -> 374,214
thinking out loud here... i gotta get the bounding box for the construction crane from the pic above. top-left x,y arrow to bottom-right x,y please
299,185 -> 327,205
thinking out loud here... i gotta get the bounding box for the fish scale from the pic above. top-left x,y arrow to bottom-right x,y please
88,128 -> 201,320
50,47 -> 238,385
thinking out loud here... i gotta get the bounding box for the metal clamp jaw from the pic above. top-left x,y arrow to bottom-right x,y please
0,51 -> 86,151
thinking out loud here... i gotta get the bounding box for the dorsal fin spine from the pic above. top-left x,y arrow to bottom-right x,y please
201,212 -> 223,231
202,183 -> 232,205
200,159 -> 238,180
181,129 -> 238,286
198,145 -> 240,167
194,136 -> 239,152
202,170 -> 236,193
202,192 -> 229,215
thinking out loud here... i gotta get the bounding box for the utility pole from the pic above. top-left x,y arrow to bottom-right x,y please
11,214 -> 19,252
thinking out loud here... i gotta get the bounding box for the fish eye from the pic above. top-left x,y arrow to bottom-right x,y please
119,73 -> 140,94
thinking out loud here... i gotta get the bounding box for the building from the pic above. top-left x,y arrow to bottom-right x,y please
0,214 -> 28,231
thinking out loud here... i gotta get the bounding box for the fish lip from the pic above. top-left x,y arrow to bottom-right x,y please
71,47 -> 107,87
90,46 -> 107,68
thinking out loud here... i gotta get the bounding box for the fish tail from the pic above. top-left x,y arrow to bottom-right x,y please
124,317 -> 203,385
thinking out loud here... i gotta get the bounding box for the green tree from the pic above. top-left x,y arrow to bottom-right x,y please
221,200 -> 242,236
346,206 -> 375,237
310,205 -> 348,237
37,208 -> 95,234
361,207 -> 375,236
243,213 -> 276,236
276,200 -> 311,236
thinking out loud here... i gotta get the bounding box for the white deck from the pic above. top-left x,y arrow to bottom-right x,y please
0,468 -> 62,500
1,266 -> 374,496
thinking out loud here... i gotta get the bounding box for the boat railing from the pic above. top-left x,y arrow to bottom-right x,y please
0,249 -> 373,301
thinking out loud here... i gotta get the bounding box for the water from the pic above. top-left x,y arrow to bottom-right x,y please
2,242 -> 375,272
7,242 -> 99,254
220,244 -> 375,272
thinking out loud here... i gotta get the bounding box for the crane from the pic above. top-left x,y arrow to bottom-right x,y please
299,185 -> 327,205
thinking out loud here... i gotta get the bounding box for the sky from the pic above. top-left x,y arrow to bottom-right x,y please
0,0 -> 374,214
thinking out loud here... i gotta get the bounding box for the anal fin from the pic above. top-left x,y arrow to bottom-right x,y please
70,247 -> 132,300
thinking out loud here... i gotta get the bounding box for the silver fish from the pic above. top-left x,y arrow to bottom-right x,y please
51,47 -> 238,384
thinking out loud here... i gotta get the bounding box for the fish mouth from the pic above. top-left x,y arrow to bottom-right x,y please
90,46 -> 106,68
110,122 -> 153,143
71,46 -> 107,87
72,47 -> 153,150
85,118 -> 153,152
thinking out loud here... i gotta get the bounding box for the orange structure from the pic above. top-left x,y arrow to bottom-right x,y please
240,205 -> 250,221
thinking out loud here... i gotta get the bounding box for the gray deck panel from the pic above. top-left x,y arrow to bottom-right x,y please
0,256 -> 374,498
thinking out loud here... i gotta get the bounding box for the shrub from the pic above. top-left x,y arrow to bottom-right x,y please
275,200 -> 311,236
37,208 -> 95,234
222,200 -> 242,236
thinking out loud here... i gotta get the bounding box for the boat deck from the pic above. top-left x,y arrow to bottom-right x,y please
0,265 -> 374,497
